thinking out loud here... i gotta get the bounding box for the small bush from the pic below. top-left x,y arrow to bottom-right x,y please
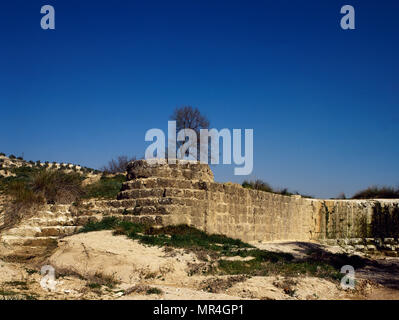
88,272 -> 120,289
1,167 -> 86,229
352,186 -> 399,199
6,181 -> 45,207
9,155 -> 16,159
241,179 -> 312,198
125,284 -> 162,295
0,166 -> 40,190
243,179 -> 292,195
2,180 -> 45,228
87,283 -> 101,289
217,257 -> 339,279
242,179 -> 273,193
25,269 -> 38,275
277,188 -> 292,196
200,276 -> 247,293
83,174 -> 126,199
146,287 -> 163,295
79,217 -> 120,233
32,170 -> 84,204
101,155 -> 136,174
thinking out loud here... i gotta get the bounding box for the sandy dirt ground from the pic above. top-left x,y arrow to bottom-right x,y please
1,231 -> 398,300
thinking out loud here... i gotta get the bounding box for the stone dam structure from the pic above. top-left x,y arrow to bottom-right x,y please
1,160 -> 399,257
118,160 -> 399,243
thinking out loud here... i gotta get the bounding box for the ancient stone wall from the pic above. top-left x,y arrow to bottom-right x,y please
119,160 -> 399,243
317,199 -> 399,239
1,160 -> 398,256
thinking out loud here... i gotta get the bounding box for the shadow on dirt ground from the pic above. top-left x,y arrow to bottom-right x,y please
257,241 -> 399,291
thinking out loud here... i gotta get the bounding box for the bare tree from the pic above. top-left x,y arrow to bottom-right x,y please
337,192 -> 347,199
170,106 -> 210,161
172,106 -> 210,135
102,155 -> 136,174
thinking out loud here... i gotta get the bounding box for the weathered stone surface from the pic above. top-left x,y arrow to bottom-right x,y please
118,160 -> 399,243
126,159 -> 214,182
2,159 -> 399,258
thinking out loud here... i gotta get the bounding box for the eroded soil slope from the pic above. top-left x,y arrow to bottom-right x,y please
2,231 -> 397,300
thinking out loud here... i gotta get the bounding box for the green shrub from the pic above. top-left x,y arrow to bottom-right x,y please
87,283 -> 101,289
2,167 -> 84,205
79,217 -> 120,233
242,179 -> 293,195
242,179 -> 273,193
31,170 -> 84,203
0,166 -> 41,191
83,174 -> 126,199
277,188 -> 292,196
146,287 -> 163,295
14,165 -> 42,176
352,186 -> 399,199
9,155 -> 16,159
88,272 -> 120,289
242,179 -> 312,198
216,259 -> 339,279
6,180 -> 45,207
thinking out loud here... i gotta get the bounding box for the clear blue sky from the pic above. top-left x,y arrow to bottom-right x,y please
1,0 -> 398,198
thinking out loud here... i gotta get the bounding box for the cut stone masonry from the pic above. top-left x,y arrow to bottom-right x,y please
1,160 -> 399,257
